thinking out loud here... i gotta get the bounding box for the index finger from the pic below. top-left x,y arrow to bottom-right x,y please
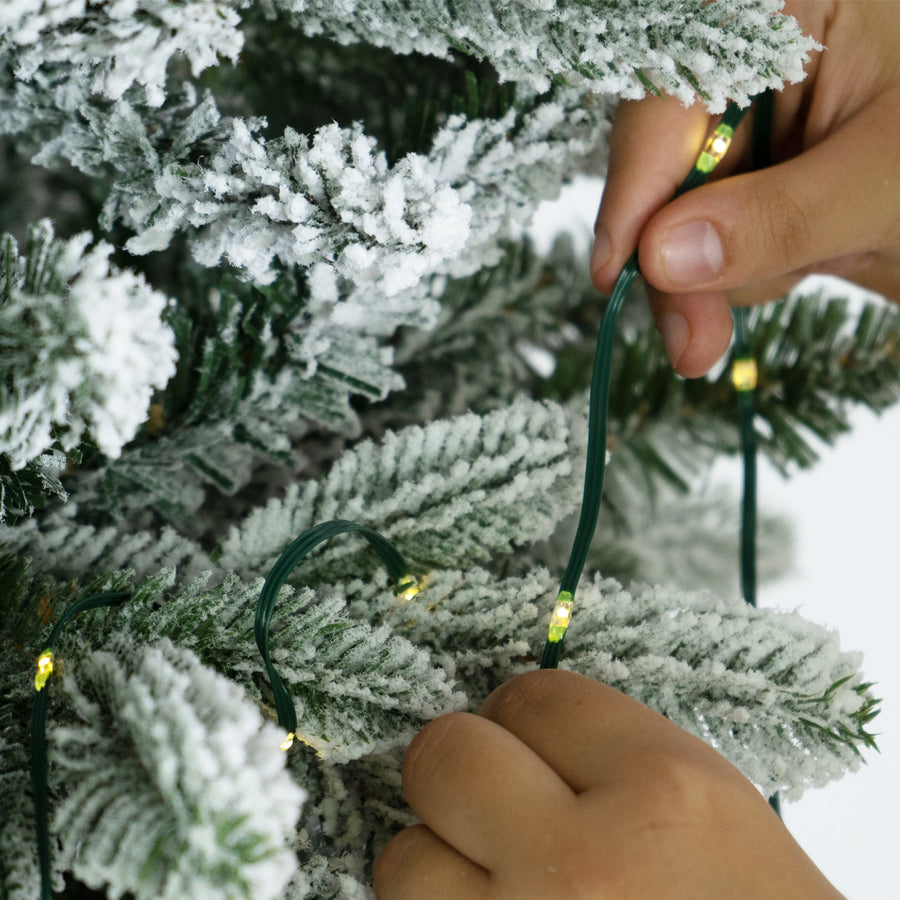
400,711 -> 576,870
477,669 -> 737,794
591,96 -> 711,294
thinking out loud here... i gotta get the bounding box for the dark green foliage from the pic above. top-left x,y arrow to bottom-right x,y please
739,294 -> 900,468
365,235 -> 589,434
797,676 -> 881,757
549,289 -> 900,475
217,8 -> 515,165
0,453 -> 69,523
162,267 -> 310,430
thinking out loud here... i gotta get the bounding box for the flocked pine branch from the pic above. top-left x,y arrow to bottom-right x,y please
371,235 -> 591,430
559,577 -> 880,800
546,480 -> 794,597
352,566 -> 878,800
0,511 -> 212,584
48,638 -> 305,900
0,682 -> 46,898
0,4 -> 889,897
0,78 -> 604,295
0,0 -> 247,106
283,749 -> 414,899
163,268 -> 405,438
96,570 -> 466,764
218,397 -> 579,579
13,260 -> 406,529
286,0 -> 816,111
0,221 -> 176,519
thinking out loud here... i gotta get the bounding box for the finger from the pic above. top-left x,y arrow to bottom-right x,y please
638,85 -> 900,296
591,95 -> 711,294
477,670 -> 734,794
373,824 -> 491,900
400,711 -> 574,870
647,288 -> 734,378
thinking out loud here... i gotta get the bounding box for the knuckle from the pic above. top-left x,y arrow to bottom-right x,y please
631,748 -> 726,826
372,825 -> 429,892
479,669 -> 581,724
404,711 -> 464,768
749,179 -> 813,274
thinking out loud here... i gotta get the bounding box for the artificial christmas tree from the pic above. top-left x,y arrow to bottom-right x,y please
0,2 -> 896,898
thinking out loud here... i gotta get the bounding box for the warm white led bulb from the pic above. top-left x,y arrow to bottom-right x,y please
34,650 -> 54,691
548,593 -> 575,643
396,574 -> 428,603
696,123 -> 735,174
732,357 -> 758,392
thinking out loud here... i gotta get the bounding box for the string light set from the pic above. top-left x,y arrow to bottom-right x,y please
541,98 -> 757,668
29,93 -> 770,895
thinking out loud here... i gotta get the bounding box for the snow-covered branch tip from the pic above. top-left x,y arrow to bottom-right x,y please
50,639 -> 305,900
0,220 -> 176,472
0,0 -> 248,106
289,0 -> 818,111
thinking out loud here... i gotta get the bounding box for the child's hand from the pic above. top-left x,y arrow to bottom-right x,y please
373,670 -> 843,899
591,0 -> 900,377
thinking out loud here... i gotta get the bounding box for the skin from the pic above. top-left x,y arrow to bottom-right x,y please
375,3 -> 897,896
592,0 -> 900,377
373,670 -> 844,899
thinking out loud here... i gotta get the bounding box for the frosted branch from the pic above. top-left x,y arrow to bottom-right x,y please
0,0 -> 248,106
220,397 -> 578,577
285,0 -> 817,112
0,221 -> 176,472
51,638 -> 304,899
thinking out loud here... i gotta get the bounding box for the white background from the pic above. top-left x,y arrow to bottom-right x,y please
757,404 -> 900,899
531,178 -> 900,898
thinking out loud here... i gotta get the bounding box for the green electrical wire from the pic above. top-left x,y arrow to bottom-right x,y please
540,100 -> 750,669
255,519 -> 414,740
732,307 -> 758,609
30,590 -> 131,900
748,86 -> 783,819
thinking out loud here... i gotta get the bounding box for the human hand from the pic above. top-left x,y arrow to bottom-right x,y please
590,0 -> 900,378
373,669 -> 843,899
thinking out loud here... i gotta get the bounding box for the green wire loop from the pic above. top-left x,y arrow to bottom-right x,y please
540,100 -> 751,668
31,591 -> 131,900
255,519 -> 410,737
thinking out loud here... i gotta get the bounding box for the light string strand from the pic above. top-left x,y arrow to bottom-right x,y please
733,307 -> 758,609
30,591 -> 131,900
28,95 -> 773,893
746,85 -> 783,819
540,100 -> 750,669
255,519 -> 415,747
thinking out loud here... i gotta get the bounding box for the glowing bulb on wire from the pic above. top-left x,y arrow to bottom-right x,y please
696,123 -> 735,174
732,358 -> 758,392
395,574 -> 427,604
34,651 -> 54,691
547,593 -> 575,643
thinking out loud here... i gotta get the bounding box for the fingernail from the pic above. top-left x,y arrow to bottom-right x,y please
590,224 -> 612,279
660,220 -> 723,286
656,312 -> 689,368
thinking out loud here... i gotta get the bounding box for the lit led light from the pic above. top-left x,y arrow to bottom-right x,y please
547,593 -> 574,643
395,575 -> 426,604
280,732 -> 295,752
34,650 -> 54,691
696,123 -> 735,174
732,357 -> 758,392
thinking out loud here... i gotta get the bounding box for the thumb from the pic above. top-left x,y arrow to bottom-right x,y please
637,87 -> 900,297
